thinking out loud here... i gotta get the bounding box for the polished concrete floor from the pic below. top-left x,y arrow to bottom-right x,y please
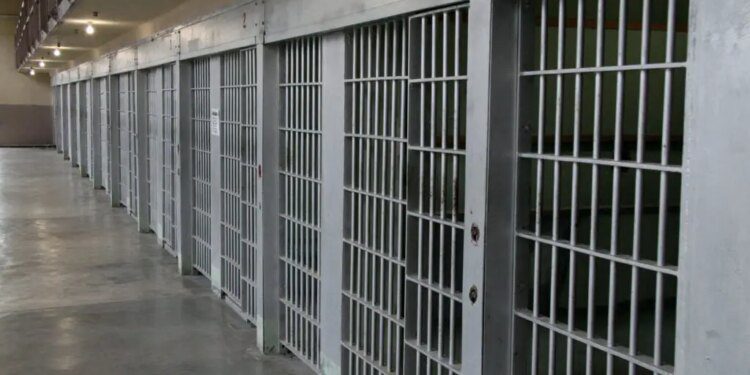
0,148 -> 310,374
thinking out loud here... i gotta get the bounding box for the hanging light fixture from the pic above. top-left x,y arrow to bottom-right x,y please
30,68 -> 35,76
39,59 -> 45,68
53,42 -> 61,57
85,11 -> 98,35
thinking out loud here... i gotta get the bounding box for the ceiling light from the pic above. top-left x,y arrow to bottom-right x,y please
30,69 -> 35,76
39,60 -> 45,68
53,42 -> 61,57
85,23 -> 95,35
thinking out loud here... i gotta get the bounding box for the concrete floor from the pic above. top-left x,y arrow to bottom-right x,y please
0,148 -> 310,375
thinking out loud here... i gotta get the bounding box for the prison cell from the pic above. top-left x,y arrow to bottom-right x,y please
513,0 -> 687,374
55,87 -> 62,155
279,36 -> 323,369
342,19 -> 409,375
118,74 -> 130,208
219,47 -> 260,319
77,81 -> 90,178
43,0 -> 727,373
146,68 -> 160,232
85,81 -> 94,180
99,77 -> 110,191
191,57 -> 213,277
404,6 -> 469,375
117,72 -> 139,217
68,84 -> 79,167
61,85 -> 69,159
161,65 -> 178,253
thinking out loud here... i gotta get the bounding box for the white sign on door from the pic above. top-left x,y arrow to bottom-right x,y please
210,108 -> 220,136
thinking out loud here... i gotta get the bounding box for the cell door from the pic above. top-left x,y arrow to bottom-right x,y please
78,81 -> 90,177
69,84 -> 79,167
191,57 -> 213,276
219,47 -> 260,319
55,88 -> 63,153
99,78 -> 110,191
146,68 -> 160,231
341,20 -> 409,375
404,6 -> 468,375
162,65 -> 177,252
61,86 -> 69,158
119,74 -> 131,209
85,81 -> 94,180
279,36 -> 323,370
512,0 -> 688,374
127,73 -> 139,219
119,72 -> 138,216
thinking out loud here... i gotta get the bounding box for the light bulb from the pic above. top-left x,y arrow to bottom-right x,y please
30,69 -> 35,76
39,60 -> 45,68
53,48 -> 61,56
85,23 -> 95,35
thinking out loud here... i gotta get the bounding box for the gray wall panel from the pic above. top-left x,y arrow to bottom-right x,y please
0,105 -> 53,146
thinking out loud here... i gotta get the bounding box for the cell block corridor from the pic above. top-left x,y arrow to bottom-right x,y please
38,0 -> 750,374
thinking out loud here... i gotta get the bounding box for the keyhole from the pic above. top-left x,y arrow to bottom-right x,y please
469,285 -> 478,304
471,223 -> 480,244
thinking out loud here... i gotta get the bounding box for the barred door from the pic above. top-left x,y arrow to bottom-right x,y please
75,81 -> 88,171
162,65 -> 177,251
99,78 -> 110,191
279,36 -> 323,369
62,86 -> 69,158
118,73 -> 137,215
146,68 -> 160,231
78,82 -> 89,175
342,20 -> 409,375
69,84 -> 79,167
513,0 -> 688,374
219,47 -> 260,320
404,6 -> 468,375
191,57 -> 213,276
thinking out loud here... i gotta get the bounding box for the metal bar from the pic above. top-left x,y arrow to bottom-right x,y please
520,62 -> 687,76
518,153 -> 682,173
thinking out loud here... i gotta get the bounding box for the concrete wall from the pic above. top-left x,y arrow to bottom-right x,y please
0,18 -> 53,146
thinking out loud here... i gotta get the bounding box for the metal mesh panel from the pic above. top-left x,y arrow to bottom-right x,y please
191,57 -> 212,276
279,36 -> 322,370
100,78 -> 110,191
513,1 -> 688,374
404,6 -> 468,375
146,69 -> 159,230
162,65 -> 177,251
342,20 -> 408,375
119,72 -> 138,217
220,47 -> 260,320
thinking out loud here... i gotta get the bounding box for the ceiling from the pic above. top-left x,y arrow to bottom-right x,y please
0,0 -> 22,16
19,0 -> 192,73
